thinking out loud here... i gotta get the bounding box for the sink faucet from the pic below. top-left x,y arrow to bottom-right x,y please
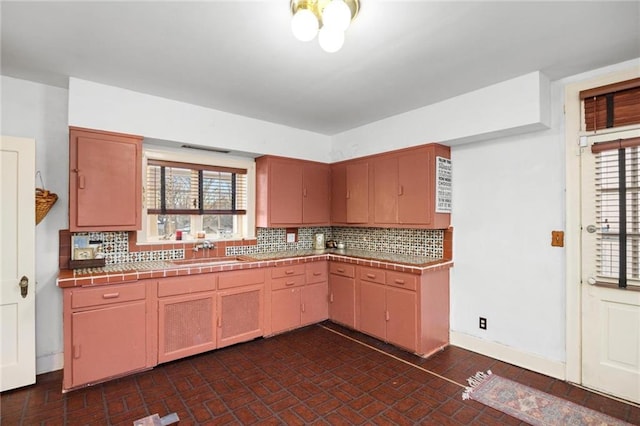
193,240 -> 215,252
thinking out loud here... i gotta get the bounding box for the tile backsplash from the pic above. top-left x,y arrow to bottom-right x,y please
68,227 -> 444,265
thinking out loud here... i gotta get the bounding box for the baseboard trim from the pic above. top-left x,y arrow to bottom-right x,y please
450,330 -> 566,380
37,352 -> 63,375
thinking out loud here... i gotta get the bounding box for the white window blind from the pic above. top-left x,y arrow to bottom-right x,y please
594,143 -> 640,287
146,160 -> 247,215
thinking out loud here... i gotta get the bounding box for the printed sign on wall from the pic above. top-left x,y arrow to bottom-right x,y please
435,156 -> 452,213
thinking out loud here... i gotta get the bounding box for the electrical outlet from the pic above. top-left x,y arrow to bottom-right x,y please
479,317 -> 487,330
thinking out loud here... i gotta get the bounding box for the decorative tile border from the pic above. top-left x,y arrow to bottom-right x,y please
67,226 -> 444,265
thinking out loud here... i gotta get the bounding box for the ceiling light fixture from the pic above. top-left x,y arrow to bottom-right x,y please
290,0 -> 359,53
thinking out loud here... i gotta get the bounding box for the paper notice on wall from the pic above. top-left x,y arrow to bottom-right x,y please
435,156 -> 452,213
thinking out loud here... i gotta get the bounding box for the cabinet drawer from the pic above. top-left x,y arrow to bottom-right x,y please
271,275 -> 305,291
306,262 -> 328,284
271,264 -> 305,279
359,267 -> 386,284
386,272 -> 417,291
158,275 -> 217,298
71,282 -> 145,309
218,268 -> 265,290
329,262 -> 355,278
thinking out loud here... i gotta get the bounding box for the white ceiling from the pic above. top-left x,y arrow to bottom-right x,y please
2,1 -> 639,135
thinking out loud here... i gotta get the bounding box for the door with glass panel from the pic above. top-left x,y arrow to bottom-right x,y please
581,128 -> 640,404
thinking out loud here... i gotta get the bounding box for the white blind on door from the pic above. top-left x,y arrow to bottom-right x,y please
595,147 -> 640,285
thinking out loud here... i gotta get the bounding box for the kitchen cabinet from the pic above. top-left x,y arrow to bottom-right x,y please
269,261 -> 328,334
62,282 -> 153,391
217,269 -> 265,348
328,262 -> 356,328
69,127 -> 143,232
355,265 -> 449,356
302,261 -> 329,325
157,275 -> 217,363
256,156 -> 330,227
372,144 -> 450,228
330,161 -> 369,225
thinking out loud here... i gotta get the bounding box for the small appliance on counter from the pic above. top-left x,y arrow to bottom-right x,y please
326,239 -> 337,249
313,233 -> 325,250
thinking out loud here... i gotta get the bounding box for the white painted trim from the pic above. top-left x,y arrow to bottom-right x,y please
450,331 -> 566,380
563,63 -> 640,385
36,352 -> 63,375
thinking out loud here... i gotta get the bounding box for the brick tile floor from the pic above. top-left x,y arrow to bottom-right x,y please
1,322 -> 638,425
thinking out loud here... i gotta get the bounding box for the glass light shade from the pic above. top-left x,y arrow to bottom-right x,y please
291,9 -> 319,42
322,0 -> 352,31
318,26 -> 345,53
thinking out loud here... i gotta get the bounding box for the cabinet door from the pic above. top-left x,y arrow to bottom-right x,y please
386,287 -> 417,351
358,281 -> 386,341
301,281 -> 328,326
71,301 -> 147,387
269,159 -> 303,225
69,128 -> 142,231
271,288 -> 301,333
329,274 -> 356,328
303,162 -> 330,224
346,162 -> 369,224
158,292 -> 217,363
218,285 -> 264,348
373,155 -> 398,224
398,150 -> 431,225
331,163 -> 347,223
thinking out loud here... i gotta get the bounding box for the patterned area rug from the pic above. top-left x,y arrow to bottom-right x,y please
462,371 -> 632,426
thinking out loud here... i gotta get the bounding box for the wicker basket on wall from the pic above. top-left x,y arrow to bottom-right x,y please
35,171 -> 58,225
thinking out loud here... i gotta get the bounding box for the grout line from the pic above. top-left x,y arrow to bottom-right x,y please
319,324 -> 466,389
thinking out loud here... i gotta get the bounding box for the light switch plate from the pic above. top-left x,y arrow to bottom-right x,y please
551,230 -> 564,247
286,232 -> 296,243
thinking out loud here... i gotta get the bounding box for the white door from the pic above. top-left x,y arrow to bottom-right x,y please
581,128 -> 640,404
0,136 -> 36,391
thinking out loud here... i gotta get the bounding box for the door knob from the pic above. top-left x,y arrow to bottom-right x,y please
19,276 -> 29,298
586,225 -> 597,233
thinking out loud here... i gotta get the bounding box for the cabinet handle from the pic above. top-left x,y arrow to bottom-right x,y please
394,279 -> 405,285
398,185 -> 403,196
102,292 -> 120,299
301,303 -> 305,313
285,281 -> 295,286
385,310 -> 390,321
217,316 -> 221,328
313,272 -> 322,276
78,175 -> 86,189
337,268 -> 345,273
366,273 -> 376,279
73,345 -> 81,359
346,190 -> 350,199
330,293 -> 334,303
285,270 -> 295,275
303,188 -> 307,197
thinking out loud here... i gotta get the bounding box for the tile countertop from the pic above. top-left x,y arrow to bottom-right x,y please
57,249 -> 453,288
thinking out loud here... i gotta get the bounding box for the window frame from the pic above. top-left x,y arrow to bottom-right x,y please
138,146 -> 256,243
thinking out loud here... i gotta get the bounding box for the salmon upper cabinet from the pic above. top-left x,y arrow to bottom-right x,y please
331,161 -> 369,225
69,127 -> 143,231
372,144 -> 450,228
256,156 -> 330,227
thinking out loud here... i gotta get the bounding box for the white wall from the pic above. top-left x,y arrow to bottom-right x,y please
1,76 -> 69,373
331,72 -> 550,162
68,78 -> 333,163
